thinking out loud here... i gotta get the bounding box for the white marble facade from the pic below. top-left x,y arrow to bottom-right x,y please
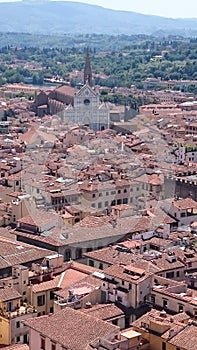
63,84 -> 109,131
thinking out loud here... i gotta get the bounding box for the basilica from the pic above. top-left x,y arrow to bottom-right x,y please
62,51 -> 109,131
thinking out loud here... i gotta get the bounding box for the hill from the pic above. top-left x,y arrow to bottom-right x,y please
0,1 -> 197,36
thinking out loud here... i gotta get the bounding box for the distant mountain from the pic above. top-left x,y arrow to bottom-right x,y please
0,1 -> 197,36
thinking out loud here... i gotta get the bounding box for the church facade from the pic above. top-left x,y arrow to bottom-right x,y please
62,83 -> 109,131
62,51 -> 109,131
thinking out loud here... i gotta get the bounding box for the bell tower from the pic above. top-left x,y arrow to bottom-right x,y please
84,48 -> 93,87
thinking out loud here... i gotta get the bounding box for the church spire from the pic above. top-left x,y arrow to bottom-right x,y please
84,48 -> 93,87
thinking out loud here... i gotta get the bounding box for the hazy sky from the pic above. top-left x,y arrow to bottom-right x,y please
0,0 -> 197,19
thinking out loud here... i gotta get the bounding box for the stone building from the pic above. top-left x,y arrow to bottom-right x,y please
62,51 -> 109,131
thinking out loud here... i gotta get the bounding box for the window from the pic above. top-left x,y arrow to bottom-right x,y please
50,307 -> 54,313
181,212 -> 186,217
98,202 -> 102,209
76,248 -> 83,260
162,343 -> 166,350
117,296 -> 122,302
163,299 -> 168,308
176,271 -> 180,278
118,189 -> 121,194
129,284 -> 132,290
16,321 -> 20,328
86,247 -> 92,252
99,263 -> 103,270
37,295 -> 45,307
16,336 -> 20,343
112,319 -> 118,325
106,192 -> 109,196
51,343 -> 56,350
64,249 -> 71,262
16,180 -> 19,186
89,260 -> 94,267
179,304 -> 184,313
151,295 -> 155,304
124,189 -> 127,193
23,334 -> 28,344
50,291 -> 54,300
41,337 -> 45,350
123,198 -> 128,204
166,271 -> 174,279
141,322 -> 147,329
92,193 -> 96,198
105,201 -> 108,207
99,193 -> 102,197
122,280 -> 125,286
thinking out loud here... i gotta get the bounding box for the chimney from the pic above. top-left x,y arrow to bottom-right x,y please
85,302 -> 92,309
169,329 -> 175,339
160,310 -> 167,318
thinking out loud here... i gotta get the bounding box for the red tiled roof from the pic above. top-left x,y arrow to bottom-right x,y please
0,286 -> 21,302
24,308 -> 119,350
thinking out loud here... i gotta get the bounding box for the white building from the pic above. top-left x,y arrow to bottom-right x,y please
62,83 -> 109,131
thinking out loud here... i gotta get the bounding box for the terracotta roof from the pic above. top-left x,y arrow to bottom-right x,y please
0,286 -> 22,302
17,210 -> 58,228
82,304 -> 124,321
32,268 -> 88,293
0,237 -> 53,268
169,324 -> 197,350
55,85 -> 76,96
173,198 -> 197,210
104,264 -> 152,284
1,345 -> 29,350
24,308 -> 119,350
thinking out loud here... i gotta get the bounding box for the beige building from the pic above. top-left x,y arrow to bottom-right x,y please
150,276 -> 197,318
132,308 -> 197,350
101,264 -> 153,322
24,307 -> 144,350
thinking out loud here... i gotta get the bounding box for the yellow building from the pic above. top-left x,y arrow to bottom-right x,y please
0,286 -> 37,345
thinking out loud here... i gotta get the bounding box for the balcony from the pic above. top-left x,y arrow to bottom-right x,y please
54,296 -> 81,310
1,305 -> 37,319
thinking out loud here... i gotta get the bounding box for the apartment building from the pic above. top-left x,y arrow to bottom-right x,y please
132,309 -> 197,350
101,264 -> 152,322
161,197 -> 197,227
24,307 -> 144,350
0,285 -> 37,346
147,275 -> 197,316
